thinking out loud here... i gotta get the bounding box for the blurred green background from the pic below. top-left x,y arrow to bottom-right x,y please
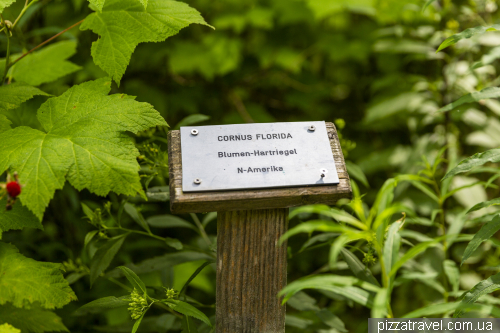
2,0 -> 500,331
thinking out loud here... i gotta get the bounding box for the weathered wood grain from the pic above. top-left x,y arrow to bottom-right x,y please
216,209 -> 288,333
168,122 -> 352,213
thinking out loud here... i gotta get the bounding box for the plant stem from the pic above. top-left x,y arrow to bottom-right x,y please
12,0 -> 39,29
190,213 -> 211,247
8,18 -> 84,69
1,15 -> 11,85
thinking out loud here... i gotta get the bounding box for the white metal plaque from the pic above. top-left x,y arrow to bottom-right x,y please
180,121 -> 339,192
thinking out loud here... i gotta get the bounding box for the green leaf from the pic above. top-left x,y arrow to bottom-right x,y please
383,220 -> 402,278
455,272 -> 500,318
0,242 -> 76,309
346,161 -> 369,188
105,251 -> 213,277
443,149 -> 500,180
443,260 -> 460,294
467,198 -> 500,213
9,41 -> 81,86
90,234 -> 127,286
471,46 -> 500,70
165,237 -> 183,250
439,87 -> 500,112
0,0 -> 16,14
124,203 -> 151,233
174,114 -> 210,129
74,296 -> 129,315
0,78 -> 167,219
0,115 -> 11,133
164,300 -> 212,327
0,324 -> 20,333
179,261 -> 212,297
388,237 -> 444,277
181,315 -> 199,333
117,266 -> 147,294
131,312 -> 145,333
402,302 -> 459,318
340,249 -> 380,287
80,0 -> 212,84
279,220 -> 355,245
437,24 -> 500,52
371,288 -> 388,318
88,0 -> 148,12
0,196 -> 42,232
147,215 -> 198,231
0,304 -> 68,333
461,214 -> 500,265
0,82 -> 48,112
279,275 -> 380,305
422,0 -> 436,12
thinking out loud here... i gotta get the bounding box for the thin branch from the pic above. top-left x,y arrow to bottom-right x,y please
1,15 -> 11,85
228,90 -> 254,123
12,0 -> 39,29
8,19 -> 84,69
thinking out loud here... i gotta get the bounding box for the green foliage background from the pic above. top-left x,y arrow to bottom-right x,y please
1,0 -> 500,332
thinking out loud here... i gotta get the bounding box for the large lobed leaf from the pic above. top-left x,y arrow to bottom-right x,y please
0,0 -> 15,14
438,87 -> 500,113
9,41 -> 81,86
0,323 -> 20,333
0,196 -> 42,233
443,149 -> 500,180
437,24 -> 500,52
0,83 -> 48,113
0,304 -> 67,333
0,242 -> 76,309
88,0 -> 148,12
81,0 -> 212,84
0,78 -> 167,219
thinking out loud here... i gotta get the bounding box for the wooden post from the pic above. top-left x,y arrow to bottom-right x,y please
216,209 -> 288,333
168,122 -> 351,333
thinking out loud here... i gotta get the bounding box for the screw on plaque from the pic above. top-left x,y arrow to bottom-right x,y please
308,125 -> 316,132
191,129 -> 199,136
320,168 -> 328,178
193,178 -> 202,184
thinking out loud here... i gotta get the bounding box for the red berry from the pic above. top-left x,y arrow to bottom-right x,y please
6,181 -> 21,198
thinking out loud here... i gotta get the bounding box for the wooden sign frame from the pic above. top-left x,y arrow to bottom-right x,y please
168,122 -> 352,214
167,121 -> 352,333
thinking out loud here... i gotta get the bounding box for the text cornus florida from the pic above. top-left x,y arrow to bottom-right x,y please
369,319 -> 500,333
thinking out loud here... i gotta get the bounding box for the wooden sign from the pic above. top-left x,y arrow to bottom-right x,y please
168,122 -> 351,333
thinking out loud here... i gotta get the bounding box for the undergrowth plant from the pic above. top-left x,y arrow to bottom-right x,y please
0,0 -> 213,331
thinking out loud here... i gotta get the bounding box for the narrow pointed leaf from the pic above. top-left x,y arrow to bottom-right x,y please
118,266 -> 146,294
131,313 -> 145,333
124,203 -> 151,233
388,237 -> 444,277
467,198 -> 500,213
90,235 -> 127,286
437,25 -> 500,52
454,272 -> 500,318
164,300 -> 212,327
371,288 -> 388,318
341,249 -> 380,287
461,215 -> 500,265
443,149 -> 500,180
443,260 -> 460,294
439,87 -> 500,112
74,296 -> 129,315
